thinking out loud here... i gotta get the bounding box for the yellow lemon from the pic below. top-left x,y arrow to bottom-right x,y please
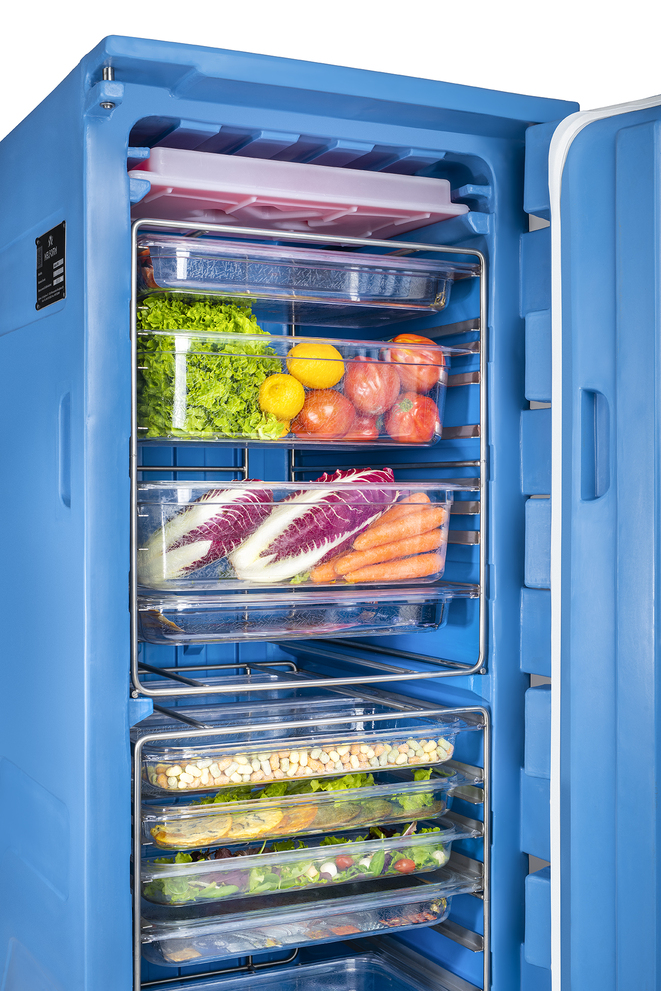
259,374 -> 305,420
286,342 -> 345,389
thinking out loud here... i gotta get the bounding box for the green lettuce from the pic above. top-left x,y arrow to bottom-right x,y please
136,296 -> 283,440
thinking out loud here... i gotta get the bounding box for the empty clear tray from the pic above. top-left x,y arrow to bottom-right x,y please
140,869 -> 479,964
141,816 -> 480,905
142,767 -> 474,850
136,477 -> 470,591
136,235 -> 478,328
174,950 -> 456,991
134,694 -> 474,795
136,317 -> 475,445
137,588 -> 462,644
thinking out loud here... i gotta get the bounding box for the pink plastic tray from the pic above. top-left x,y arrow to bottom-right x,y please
129,147 -> 468,239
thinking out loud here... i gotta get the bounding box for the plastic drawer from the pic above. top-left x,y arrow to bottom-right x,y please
135,322 -> 473,446
137,235 -> 478,328
141,767 -> 473,850
133,695 -> 472,796
141,815 -> 480,905
140,871 -> 480,964
136,477 -> 471,591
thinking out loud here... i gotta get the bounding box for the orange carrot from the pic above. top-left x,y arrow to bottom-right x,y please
334,528 -> 443,575
310,557 -> 343,583
371,493 -> 431,531
353,506 -> 447,551
344,551 -> 444,584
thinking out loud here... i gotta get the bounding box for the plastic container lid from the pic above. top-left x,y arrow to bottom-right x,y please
130,147 -> 469,240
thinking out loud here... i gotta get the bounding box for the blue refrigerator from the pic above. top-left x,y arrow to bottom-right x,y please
0,34 -> 658,991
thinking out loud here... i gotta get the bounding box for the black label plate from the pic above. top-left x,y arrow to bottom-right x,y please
36,221 -> 66,310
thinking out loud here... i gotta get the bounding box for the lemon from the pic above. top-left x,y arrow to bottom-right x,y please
259,374 -> 305,420
286,342 -> 345,389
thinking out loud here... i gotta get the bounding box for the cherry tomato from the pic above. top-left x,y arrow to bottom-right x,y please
384,393 -> 441,444
342,413 -> 379,442
387,334 -> 446,394
335,855 -> 355,870
291,389 -> 356,439
393,858 -> 416,874
344,356 -> 400,415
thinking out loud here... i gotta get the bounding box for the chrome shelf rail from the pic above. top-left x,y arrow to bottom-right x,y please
133,704 -> 489,991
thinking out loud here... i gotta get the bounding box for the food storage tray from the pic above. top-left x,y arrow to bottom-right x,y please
137,587 -> 459,644
136,477 -> 471,591
136,235 -> 478,328
133,694 -> 473,795
129,147 -> 469,240
136,318 -> 475,445
141,766 -> 475,850
141,816 -> 481,905
177,949 -> 459,991
140,869 -> 479,965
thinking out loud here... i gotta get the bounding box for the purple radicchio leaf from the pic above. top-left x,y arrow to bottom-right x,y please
229,468 -> 397,582
139,483 -> 272,585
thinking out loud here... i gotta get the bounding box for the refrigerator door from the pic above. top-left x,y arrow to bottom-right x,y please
548,97 -> 661,991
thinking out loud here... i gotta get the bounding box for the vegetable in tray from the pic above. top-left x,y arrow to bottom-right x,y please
145,769 -> 450,849
137,471 -> 452,591
142,822 -> 452,906
136,296 -> 455,445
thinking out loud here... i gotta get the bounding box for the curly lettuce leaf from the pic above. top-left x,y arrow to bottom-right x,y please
136,296 -> 283,440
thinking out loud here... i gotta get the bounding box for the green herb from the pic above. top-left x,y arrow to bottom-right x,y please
136,296 -> 283,440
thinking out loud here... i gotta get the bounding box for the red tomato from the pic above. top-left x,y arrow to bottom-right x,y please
343,356 -> 400,415
291,389 -> 356,439
384,393 -> 441,444
387,334 -> 446,394
342,413 -> 379,442
335,855 -> 354,870
393,858 -> 416,874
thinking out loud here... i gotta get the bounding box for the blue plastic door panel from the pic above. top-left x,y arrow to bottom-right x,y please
549,98 -> 661,991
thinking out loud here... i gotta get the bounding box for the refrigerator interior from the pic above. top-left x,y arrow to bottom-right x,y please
0,35 -> 580,991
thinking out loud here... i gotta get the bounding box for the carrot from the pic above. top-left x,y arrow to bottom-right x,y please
334,528 -> 443,575
310,557 -> 342,583
370,493 -> 431,531
353,506 -> 447,551
344,551 -> 444,584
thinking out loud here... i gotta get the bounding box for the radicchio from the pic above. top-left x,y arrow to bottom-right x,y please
230,468 -> 397,583
139,484 -> 272,586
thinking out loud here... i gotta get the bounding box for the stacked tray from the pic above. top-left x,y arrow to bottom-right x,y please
136,235 -> 478,329
142,816 -> 480,905
133,694 -> 473,795
141,766 -> 475,849
169,948 -> 462,991
140,869 -> 480,965
136,476 -> 478,644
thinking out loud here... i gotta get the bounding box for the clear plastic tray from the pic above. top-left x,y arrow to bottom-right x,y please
142,767 -> 472,850
141,816 -> 480,905
136,235 -> 478,328
136,319 -> 474,445
134,695 -> 470,795
140,871 -> 478,964
177,949 -> 456,991
129,147 -> 469,240
136,477 -> 466,591
137,587 -> 460,644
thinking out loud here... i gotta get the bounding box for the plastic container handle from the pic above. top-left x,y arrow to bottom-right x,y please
580,389 -> 610,500
58,392 -> 71,508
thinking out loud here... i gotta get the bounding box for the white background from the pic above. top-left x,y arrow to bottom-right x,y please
1,0 -> 660,140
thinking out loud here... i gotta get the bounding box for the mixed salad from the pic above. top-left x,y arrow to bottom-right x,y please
146,770 -> 449,849
142,822 -> 450,905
